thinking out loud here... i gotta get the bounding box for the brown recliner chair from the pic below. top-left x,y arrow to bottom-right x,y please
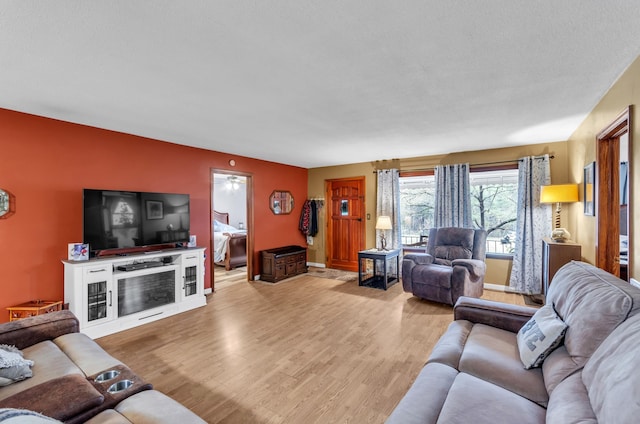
402,227 -> 487,305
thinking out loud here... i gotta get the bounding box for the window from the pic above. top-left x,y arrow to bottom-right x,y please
112,199 -> 135,227
399,175 -> 435,245
469,168 -> 518,255
399,167 -> 518,255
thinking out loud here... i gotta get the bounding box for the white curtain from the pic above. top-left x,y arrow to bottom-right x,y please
376,169 -> 401,249
434,163 -> 472,228
509,155 -> 552,294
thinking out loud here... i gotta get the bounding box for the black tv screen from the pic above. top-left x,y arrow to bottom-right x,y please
83,189 -> 190,254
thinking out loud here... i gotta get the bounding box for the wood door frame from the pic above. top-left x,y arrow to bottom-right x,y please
595,106 -> 633,279
211,169 -> 254,288
325,176 -> 366,270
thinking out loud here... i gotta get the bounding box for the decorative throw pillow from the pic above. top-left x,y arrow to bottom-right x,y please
0,408 -> 62,423
0,345 -> 34,387
517,304 -> 568,369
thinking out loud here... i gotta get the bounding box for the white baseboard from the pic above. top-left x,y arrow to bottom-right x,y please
484,283 -> 518,293
204,287 -> 212,295
307,262 -> 325,268
631,278 -> 640,289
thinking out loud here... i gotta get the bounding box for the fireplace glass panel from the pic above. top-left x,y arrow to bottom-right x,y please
118,270 -> 175,317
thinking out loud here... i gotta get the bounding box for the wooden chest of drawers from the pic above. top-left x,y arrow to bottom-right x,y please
261,245 -> 307,283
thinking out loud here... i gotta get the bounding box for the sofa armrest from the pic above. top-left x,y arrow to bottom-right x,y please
0,310 -> 79,349
453,296 -> 537,333
0,374 -> 104,422
402,253 -> 435,293
451,258 -> 486,279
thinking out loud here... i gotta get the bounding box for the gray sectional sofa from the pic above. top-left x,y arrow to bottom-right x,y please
387,261 -> 640,423
0,310 -> 205,423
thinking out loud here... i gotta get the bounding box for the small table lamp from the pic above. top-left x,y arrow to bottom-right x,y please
375,215 -> 392,250
540,184 -> 579,242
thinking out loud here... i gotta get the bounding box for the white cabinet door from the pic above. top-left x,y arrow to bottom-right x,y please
82,265 -> 114,327
181,252 -> 201,300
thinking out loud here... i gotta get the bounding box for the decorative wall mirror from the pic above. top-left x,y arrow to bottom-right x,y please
269,190 -> 294,215
0,189 -> 10,218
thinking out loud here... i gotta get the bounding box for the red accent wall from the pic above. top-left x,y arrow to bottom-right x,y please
0,108 -> 307,322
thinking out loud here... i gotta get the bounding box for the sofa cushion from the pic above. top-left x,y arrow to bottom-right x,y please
0,340 -> 83,401
84,409 -> 132,424
437,373 -> 546,424
433,228 -> 474,263
545,371 -> 596,424
112,390 -> 207,424
581,313 -> 640,423
53,333 -> 123,377
543,261 -> 640,390
458,324 -> 548,406
385,362 -> 459,424
413,264 -> 453,289
516,304 -> 567,369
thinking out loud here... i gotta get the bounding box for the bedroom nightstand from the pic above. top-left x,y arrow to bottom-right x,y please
7,300 -> 63,321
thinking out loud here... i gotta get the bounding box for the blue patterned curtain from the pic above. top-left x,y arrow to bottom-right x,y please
376,169 -> 401,249
434,163 -> 472,228
509,155 -> 552,294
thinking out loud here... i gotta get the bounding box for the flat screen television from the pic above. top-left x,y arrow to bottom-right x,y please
83,189 -> 190,256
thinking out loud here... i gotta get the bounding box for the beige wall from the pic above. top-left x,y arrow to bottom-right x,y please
567,55 -> 640,280
308,141 -> 570,286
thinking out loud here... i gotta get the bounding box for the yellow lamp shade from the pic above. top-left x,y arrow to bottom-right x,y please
540,184 -> 579,204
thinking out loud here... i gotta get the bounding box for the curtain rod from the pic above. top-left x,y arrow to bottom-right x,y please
374,155 -> 554,173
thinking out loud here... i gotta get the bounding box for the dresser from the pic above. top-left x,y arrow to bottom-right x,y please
542,237 -> 582,295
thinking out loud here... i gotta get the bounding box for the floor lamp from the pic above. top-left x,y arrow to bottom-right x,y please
540,184 -> 579,242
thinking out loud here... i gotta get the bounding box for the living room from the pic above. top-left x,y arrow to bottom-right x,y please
2,2 -> 640,423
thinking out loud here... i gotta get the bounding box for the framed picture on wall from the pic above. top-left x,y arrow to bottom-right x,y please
146,200 -> 164,219
584,162 -> 595,216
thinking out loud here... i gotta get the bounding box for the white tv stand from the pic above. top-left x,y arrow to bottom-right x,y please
62,247 -> 206,339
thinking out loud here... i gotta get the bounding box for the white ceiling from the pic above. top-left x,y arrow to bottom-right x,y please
2,1 -> 640,168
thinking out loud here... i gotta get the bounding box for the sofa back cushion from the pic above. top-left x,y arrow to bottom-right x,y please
428,227 -> 483,266
581,313 -> 640,423
542,261 -> 640,392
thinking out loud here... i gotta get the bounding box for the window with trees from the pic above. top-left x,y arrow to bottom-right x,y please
399,167 -> 518,255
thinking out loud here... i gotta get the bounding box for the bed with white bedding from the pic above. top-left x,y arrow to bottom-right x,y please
213,210 -> 247,270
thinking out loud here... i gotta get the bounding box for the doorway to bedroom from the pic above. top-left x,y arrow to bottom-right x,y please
212,171 -> 252,290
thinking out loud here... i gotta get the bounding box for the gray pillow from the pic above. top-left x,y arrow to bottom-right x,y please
517,304 -> 568,369
0,345 -> 34,386
0,408 -> 61,423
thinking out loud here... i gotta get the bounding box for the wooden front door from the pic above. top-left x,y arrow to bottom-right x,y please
326,177 -> 365,271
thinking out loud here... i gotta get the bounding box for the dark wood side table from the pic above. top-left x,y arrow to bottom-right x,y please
7,300 -> 63,322
358,249 -> 400,290
542,238 -> 582,295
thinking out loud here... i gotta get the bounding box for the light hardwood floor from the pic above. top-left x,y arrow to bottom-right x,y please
213,265 -> 248,290
96,275 -> 526,423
